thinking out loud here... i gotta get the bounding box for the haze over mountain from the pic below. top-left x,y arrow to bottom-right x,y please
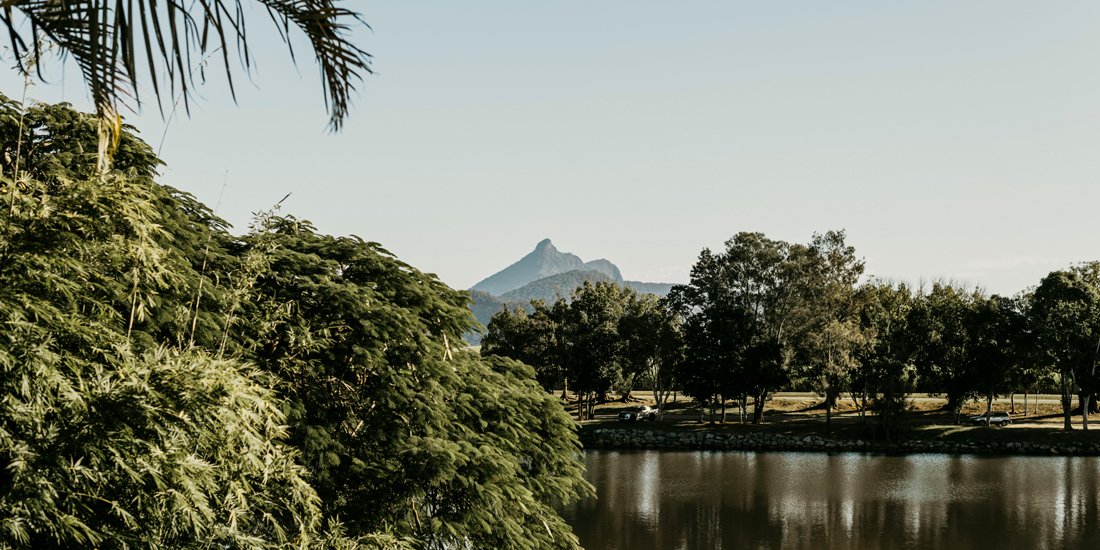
465,239 -> 674,344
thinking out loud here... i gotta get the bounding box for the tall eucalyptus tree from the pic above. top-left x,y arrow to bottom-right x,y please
792,230 -> 865,434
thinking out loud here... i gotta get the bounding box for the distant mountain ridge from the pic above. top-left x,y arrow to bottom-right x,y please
499,269 -> 614,303
470,239 -> 622,296
464,239 -> 676,344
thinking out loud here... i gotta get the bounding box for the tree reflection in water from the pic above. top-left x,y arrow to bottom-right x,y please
561,451 -> 1100,550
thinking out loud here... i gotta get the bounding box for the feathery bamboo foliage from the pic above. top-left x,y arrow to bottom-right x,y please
229,216 -> 593,548
0,97 -> 589,549
0,172 -> 335,547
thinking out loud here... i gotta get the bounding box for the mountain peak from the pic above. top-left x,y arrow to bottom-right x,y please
470,238 -> 583,296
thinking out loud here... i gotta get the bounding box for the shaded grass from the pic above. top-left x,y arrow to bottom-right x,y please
577,395 -> 1100,445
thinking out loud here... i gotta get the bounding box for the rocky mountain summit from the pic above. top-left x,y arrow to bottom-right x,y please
470,238 -> 623,295
465,239 -> 674,343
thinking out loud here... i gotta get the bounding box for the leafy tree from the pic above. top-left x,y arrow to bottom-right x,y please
0,172 -> 338,548
1031,265 -> 1100,430
619,294 -> 682,416
790,231 -> 865,434
669,232 -> 797,424
969,295 -> 1026,425
482,301 -> 563,392
1005,293 -> 1052,416
801,319 -> 865,433
668,289 -> 749,423
557,281 -> 630,420
855,281 -> 916,438
907,283 -> 981,423
227,216 -> 593,546
0,97 -> 593,549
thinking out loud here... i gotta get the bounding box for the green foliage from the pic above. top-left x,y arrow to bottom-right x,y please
669,232 -> 804,423
482,302 -> 563,391
0,94 -> 162,182
483,280 -> 681,420
224,216 -> 591,546
855,281 -> 917,437
791,231 -> 866,429
0,97 -> 591,549
0,172 -> 329,547
906,284 -> 978,414
618,294 -> 681,403
559,282 -> 631,402
0,0 -> 370,131
1031,264 -> 1100,429
499,270 -> 614,303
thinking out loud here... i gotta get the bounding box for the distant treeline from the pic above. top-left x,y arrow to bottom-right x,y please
482,231 -> 1100,436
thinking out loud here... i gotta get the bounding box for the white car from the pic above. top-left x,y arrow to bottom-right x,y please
618,406 -> 657,422
970,411 -> 1012,426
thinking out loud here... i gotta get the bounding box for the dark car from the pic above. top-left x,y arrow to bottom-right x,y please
970,411 -> 1013,426
618,406 -> 657,422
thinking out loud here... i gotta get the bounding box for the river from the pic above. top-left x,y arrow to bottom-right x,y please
561,450 -> 1100,549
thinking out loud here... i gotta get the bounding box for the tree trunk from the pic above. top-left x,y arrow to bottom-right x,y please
621,373 -> 635,402
654,376 -> 666,421
1084,393 -> 1092,431
720,395 -> 727,425
1062,373 -> 1074,431
1010,393 -> 1015,414
985,392 -> 993,426
577,391 -> 584,421
1023,390 -> 1028,416
587,392 -> 596,420
860,385 -> 868,422
752,389 -> 768,424
1076,391 -> 1100,414
561,377 -> 569,400
825,398 -> 832,436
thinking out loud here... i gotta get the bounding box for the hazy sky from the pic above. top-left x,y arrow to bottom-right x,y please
5,1 -> 1100,295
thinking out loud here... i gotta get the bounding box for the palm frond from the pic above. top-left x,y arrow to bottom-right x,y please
0,0 -> 371,130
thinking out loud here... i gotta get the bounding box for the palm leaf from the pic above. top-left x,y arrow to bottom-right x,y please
0,0 -> 371,131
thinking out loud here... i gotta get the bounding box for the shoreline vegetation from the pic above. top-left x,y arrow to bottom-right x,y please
572,392 -> 1100,456
481,232 -> 1100,447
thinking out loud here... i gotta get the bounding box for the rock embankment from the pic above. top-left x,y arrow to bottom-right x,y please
580,427 -> 1100,456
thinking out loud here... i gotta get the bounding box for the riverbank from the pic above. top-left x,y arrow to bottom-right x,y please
572,392 -> 1100,456
579,424 -> 1100,456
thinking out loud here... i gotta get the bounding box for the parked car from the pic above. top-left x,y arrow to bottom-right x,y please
618,406 -> 657,422
969,411 -> 1013,426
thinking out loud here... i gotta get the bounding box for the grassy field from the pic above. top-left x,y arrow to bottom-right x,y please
568,391 -> 1100,445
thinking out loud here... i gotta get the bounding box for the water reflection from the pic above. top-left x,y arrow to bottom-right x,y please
561,451 -> 1100,550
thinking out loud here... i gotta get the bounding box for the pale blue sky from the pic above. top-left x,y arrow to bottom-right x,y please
6,1 -> 1100,294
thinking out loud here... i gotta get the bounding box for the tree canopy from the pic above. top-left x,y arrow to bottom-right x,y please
0,97 -> 591,548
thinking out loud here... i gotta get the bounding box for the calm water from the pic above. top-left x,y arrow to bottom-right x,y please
561,451 -> 1100,549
